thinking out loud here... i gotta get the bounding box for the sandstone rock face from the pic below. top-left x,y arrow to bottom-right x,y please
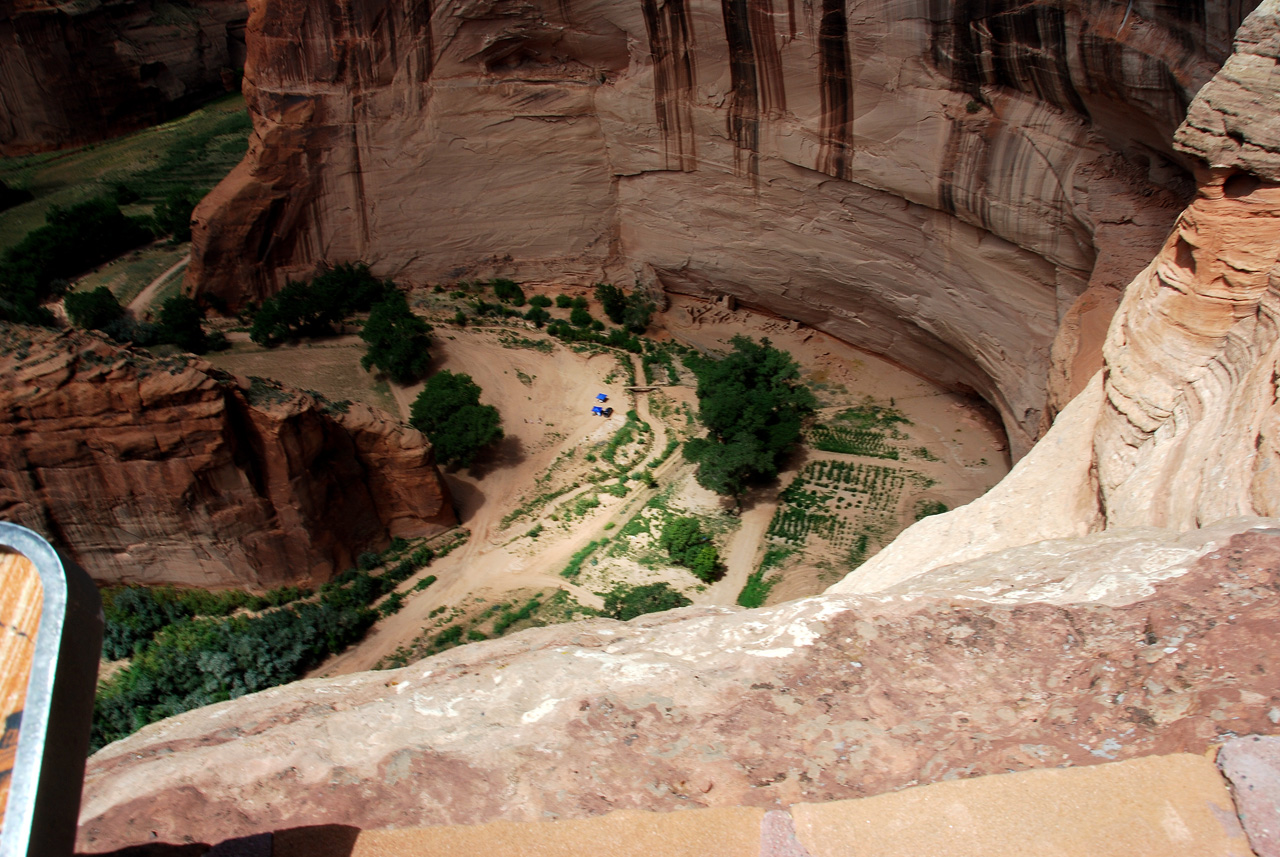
187,0 -> 1254,454
77,524 -> 1280,851
0,0 -> 248,156
0,325 -> 454,588
832,0 -> 1280,593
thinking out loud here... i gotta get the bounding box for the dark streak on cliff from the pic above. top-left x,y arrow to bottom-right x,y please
721,0 -> 761,180
642,0 -> 699,171
817,0 -> 852,180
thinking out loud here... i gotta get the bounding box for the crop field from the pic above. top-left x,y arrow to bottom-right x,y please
765,458 -> 917,568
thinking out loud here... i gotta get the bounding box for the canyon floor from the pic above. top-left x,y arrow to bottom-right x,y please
203,289 -> 1011,675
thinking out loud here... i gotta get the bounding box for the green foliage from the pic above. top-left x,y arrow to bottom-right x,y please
153,186 -> 203,242
684,336 -> 816,503
808,424 -> 899,459
736,571 -> 776,608
156,294 -> 208,353
603,582 -> 691,620
65,286 -> 124,330
621,289 -> 655,334
529,295 -> 552,308
250,262 -> 391,345
555,294 -> 573,308
659,517 -> 721,582
571,296 -> 588,310
0,196 -> 150,324
360,290 -> 434,384
560,539 -> 603,580
914,499 -> 948,520
454,309 -> 468,326
490,278 -> 525,306
524,305 -> 549,327
545,320 -> 643,353
570,305 -> 593,328
409,370 -> 503,467
594,283 -> 626,324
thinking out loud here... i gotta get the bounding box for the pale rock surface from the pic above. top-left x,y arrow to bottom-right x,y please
77,526 -> 1280,851
187,0 -> 1250,454
0,324 -> 454,588
833,0 -> 1280,593
789,754 -> 1252,857
0,0 -> 248,155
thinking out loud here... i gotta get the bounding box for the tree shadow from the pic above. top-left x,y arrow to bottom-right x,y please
462,433 -> 525,479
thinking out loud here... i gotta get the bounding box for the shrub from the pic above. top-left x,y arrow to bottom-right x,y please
524,305 -> 549,327
153,186 -> 203,242
529,295 -> 552,308
65,286 -> 124,331
603,582 -> 691,620
491,278 -> 525,306
357,551 -> 381,571
570,306 -> 593,328
658,516 -> 721,581
555,294 -> 573,308
156,294 -> 208,353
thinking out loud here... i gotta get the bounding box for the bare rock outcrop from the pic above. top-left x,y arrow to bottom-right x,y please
0,0 -> 248,156
188,0 -> 1255,455
832,0 -> 1280,594
76,523 -> 1280,851
0,325 -> 454,588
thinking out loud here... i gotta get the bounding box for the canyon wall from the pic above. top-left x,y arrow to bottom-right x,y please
0,325 -> 455,588
188,0 -> 1257,455
0,0 -> 248,156
832,0 -> 1280,594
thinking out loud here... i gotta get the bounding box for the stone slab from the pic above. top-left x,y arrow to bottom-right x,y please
1219,734 -> 1280,857
274,808 -> 766,857
789,754 -> 1252,857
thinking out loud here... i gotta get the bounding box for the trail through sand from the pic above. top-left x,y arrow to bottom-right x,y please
127,252 -> 190,314
282,292 -> 1011,676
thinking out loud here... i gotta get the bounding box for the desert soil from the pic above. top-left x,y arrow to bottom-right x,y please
204,289 -> 1010,676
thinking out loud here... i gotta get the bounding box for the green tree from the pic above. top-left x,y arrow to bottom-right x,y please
603,582 -> 691,620
360,291 -> 433,384
594,283 -> 626,324
622,290 -> 655,333
570,305 -> 593,328
250,263 -> 391,345
684,336 -> 816,507
524,305 -> 549,327
658,516 -> 721,581
491,278 -> 525,306
157,294 -> 208,353
65,286 -> 124,330
410,370 -> 503,467
153,187 -> 203,242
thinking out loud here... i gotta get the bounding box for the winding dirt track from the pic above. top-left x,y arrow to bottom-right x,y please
127,252 -> 190,314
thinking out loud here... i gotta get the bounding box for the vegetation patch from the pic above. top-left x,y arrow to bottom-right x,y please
603,582 -> 690,620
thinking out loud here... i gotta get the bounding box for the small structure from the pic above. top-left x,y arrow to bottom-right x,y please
596,393 -> 608,403
591,406 -> 604,416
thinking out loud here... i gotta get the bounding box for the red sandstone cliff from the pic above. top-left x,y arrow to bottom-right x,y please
0,324 -> 455,588
0,0 -> 248,155
187,0 -> 1258,455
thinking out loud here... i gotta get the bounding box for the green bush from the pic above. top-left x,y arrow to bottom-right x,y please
555,294 -> 573,308
65,286 -> 124,331
524,305 -> 550,327
529,295 -> 552,308
491,278 -> 525,306
156,294 -> 209,353
658,517 -> 721,582
603,582 -> 691,620
570,305 -> 593,328
153,186 -> 203,242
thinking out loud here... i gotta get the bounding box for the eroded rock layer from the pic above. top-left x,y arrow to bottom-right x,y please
834,0 -> 1280,594
76,523 -> 1280,851
0,325 -> 454,588
189,0 -> 1257,454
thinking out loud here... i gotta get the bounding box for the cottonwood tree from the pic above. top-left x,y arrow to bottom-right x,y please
683,336 -> 816,509
410,370 -> 503,467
